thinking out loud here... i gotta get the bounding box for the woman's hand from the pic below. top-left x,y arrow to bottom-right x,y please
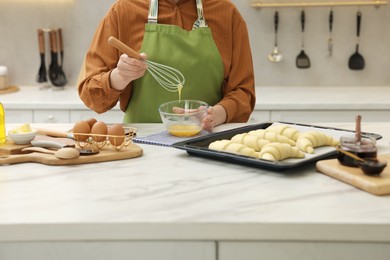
202,105 -> 227,132
110,53 -> 148,91
172,104 -> 227,132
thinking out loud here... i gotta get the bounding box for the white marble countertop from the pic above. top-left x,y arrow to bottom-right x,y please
1,85 -> 390,111
0,122 -> 390,243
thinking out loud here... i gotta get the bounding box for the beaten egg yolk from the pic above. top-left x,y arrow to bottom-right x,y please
168,124 -> 201,137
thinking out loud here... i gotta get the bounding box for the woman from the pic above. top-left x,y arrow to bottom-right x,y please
78,0 -> 255,131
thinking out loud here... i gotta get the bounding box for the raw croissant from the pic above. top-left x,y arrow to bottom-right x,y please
296,131 -> 339,154
248,129 -> 295,145
259,142 -> 305,161
231,133 -> 271,151
266,124 -> 301,141
209,140 -> 259,158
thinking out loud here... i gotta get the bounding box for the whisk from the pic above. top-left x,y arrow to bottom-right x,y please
108,36 -> 185,93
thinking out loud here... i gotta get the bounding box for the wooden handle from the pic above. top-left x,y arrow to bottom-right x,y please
58,28 -> 63,52
38,29 -> 45,54
355,114 -> 362,142
49,29 -> 58,53
108,36 -> 141,60
336,147 -> 365,162
36,128 -> 74,139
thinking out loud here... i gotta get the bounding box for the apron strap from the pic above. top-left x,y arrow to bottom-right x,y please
192,0 -> 208,29
147,0 -> 208,28
148,0 -> 158,24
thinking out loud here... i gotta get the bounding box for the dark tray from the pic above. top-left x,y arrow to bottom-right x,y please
172,122 -> 382,171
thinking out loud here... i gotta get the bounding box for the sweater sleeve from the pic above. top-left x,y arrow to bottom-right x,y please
78,7 -> 129,114
217,9 -> 256,123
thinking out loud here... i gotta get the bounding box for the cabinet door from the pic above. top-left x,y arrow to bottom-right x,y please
4,110 -> 33,123
0,241 -> 216,260
34,110 -> 70,123
219,241 -> 390,260
70,110 -> 124,124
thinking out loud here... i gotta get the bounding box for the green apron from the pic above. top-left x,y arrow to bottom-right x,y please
123,0 -> 224,123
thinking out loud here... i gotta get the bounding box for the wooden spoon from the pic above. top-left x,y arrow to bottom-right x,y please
336,147 -> 387,176
22,147 -> 80,159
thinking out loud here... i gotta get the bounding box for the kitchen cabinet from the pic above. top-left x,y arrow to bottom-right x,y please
5,109 -> 33,123
2,86 -> 390,124
219,241 -> 390,260
34,110 -> 70,123
0,241 -> 215,260
70,109 -> 124,123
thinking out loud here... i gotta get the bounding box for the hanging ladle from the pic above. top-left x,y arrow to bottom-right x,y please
336,147 -> 387,176
268,11 -> 283,62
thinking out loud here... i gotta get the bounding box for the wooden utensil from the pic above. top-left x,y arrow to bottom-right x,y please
48,29 -> 67,87
22,147 -> 80,159
336,147 -> 387,176
0,143 -> 143,166
296,10 -> 311,69
36,29 -> 47,83
348,11 -> 365,70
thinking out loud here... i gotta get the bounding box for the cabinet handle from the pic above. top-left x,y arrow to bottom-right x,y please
48,115 -> 54,120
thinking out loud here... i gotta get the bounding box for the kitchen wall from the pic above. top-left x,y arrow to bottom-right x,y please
0,0 -> 389,87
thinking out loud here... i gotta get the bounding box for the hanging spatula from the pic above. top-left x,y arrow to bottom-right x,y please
296,10 -> 311,69
348,11 -> 365,70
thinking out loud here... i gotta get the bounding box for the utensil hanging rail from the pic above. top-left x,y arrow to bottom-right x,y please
251,0 -> 387,8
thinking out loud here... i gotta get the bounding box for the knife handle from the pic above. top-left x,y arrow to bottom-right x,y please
36,128 -> 74,139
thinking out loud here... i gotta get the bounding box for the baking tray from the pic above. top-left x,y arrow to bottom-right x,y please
172,122 -> 382,171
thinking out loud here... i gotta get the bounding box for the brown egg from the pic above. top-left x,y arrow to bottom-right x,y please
85,118 -> 97,128
91,121 -> 108,142
72,121 -> 91,141
108,124 -> 125,146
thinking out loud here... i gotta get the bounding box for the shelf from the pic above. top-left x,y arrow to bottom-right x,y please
250,0 -> 387,8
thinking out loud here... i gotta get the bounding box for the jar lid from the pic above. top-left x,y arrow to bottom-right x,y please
0,66 -> 8,76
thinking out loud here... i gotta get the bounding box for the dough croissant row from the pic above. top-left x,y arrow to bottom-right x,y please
208,124 -> 340,161
266,125 -> 339,154
208,140 -> 304,161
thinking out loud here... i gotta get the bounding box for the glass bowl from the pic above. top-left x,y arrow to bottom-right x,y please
159,100 -> 208,137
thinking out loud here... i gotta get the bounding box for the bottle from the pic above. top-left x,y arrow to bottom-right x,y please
0,102 -> 5,144
0,66 -> 8,90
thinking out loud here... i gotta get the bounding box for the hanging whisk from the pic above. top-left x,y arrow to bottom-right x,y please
108,36 -> 185,93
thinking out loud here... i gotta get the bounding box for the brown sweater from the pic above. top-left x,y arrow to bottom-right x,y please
78,0 -> 255,123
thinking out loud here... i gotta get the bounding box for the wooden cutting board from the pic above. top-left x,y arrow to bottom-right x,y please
316,154 -> 390,196
0,139 -> 143,166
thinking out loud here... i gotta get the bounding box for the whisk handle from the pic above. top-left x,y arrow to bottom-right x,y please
108,36 -> 141,60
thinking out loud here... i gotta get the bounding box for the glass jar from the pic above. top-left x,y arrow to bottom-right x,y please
337,135 -> 377,167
